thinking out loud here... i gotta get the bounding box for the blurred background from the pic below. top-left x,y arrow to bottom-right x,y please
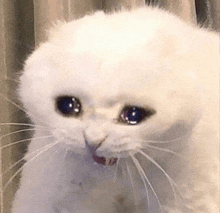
0,0 -> 219,212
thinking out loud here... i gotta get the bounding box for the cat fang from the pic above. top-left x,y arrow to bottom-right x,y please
92,154 -> 118,166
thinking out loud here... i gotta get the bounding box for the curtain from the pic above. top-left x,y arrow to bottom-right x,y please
0,0 -> 219,212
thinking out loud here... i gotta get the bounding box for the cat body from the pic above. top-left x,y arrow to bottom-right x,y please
12,6 -> 219,213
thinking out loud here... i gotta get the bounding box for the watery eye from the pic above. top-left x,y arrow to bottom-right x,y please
119,106 -> 156,125
56,96 -> 81,116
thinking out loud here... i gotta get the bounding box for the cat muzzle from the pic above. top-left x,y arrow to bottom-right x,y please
85,139 -> 118,166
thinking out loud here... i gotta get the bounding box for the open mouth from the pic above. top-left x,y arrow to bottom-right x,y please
92,154 -> 118,166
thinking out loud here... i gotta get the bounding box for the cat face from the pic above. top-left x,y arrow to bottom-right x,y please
19,9 -> 201,162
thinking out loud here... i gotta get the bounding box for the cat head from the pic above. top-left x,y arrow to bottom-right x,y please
19,8 -> 202,162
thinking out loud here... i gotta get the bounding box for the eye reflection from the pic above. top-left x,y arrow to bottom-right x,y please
119,106 -> 156,125
56,96 -> 81,117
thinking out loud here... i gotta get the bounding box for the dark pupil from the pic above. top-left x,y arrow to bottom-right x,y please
56,96 -> 81,116
125,107 -> 144,124
120,106 -> 155,125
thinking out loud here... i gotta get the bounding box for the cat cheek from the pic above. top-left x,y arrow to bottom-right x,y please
51,129 -> 69,140
110,136 -> 140,152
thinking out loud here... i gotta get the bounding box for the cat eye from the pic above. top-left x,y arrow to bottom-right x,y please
56,96 -> 81,116
119,106 -> 155,125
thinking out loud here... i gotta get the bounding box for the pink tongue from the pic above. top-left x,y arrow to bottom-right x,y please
92,155 -> 117,166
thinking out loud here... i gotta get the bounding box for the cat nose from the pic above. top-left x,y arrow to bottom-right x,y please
84,128 -> 107,151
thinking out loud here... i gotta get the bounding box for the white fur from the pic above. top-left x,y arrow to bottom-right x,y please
12,6 -> 219,213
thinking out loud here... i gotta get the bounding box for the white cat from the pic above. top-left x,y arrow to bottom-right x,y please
12,6 -> 219,213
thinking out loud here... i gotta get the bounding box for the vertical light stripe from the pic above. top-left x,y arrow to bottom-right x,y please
0,1 -> 6,210
0,0 -> 10,212
68,0 -> 71,21
162,0 -> 197,24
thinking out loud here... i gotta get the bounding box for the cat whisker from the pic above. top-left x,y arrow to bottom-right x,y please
0,135 -> 53,150
133,133 -> 190,145
0,122 -> 50,130
130,153 -> 151,208
125,160 -> 138,206
141,144 -> 187,160
113,157 -> 120,182
3,76 -> 20,84
61,147 -> 73,161
2,140 -> 59,191
0,140 -> 59,177
0,93 -> 50,126
120,159 -> 125,180
147,133 -> 190,144
137,149 -> 178,205
0,128 -> 35,140
0,93 -> 28,114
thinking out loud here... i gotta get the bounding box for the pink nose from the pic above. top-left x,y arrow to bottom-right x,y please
84,128 -> 107,150
85,139 -> 103,153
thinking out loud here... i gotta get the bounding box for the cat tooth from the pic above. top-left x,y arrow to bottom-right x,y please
92,155 -> 106,165
110,157 -> 118,166
105,158 -> 110,165
105,157 -> 118,166
92,155 -> 117,166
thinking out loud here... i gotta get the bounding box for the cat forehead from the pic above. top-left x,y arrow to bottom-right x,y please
27,52 -> 162,96
50,9 -> 158,49
26,7 -> 194,82
24,42 -> 191,102
46,7 -> 190,57
23,7 -> 199,99
26,8 -> 180,87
